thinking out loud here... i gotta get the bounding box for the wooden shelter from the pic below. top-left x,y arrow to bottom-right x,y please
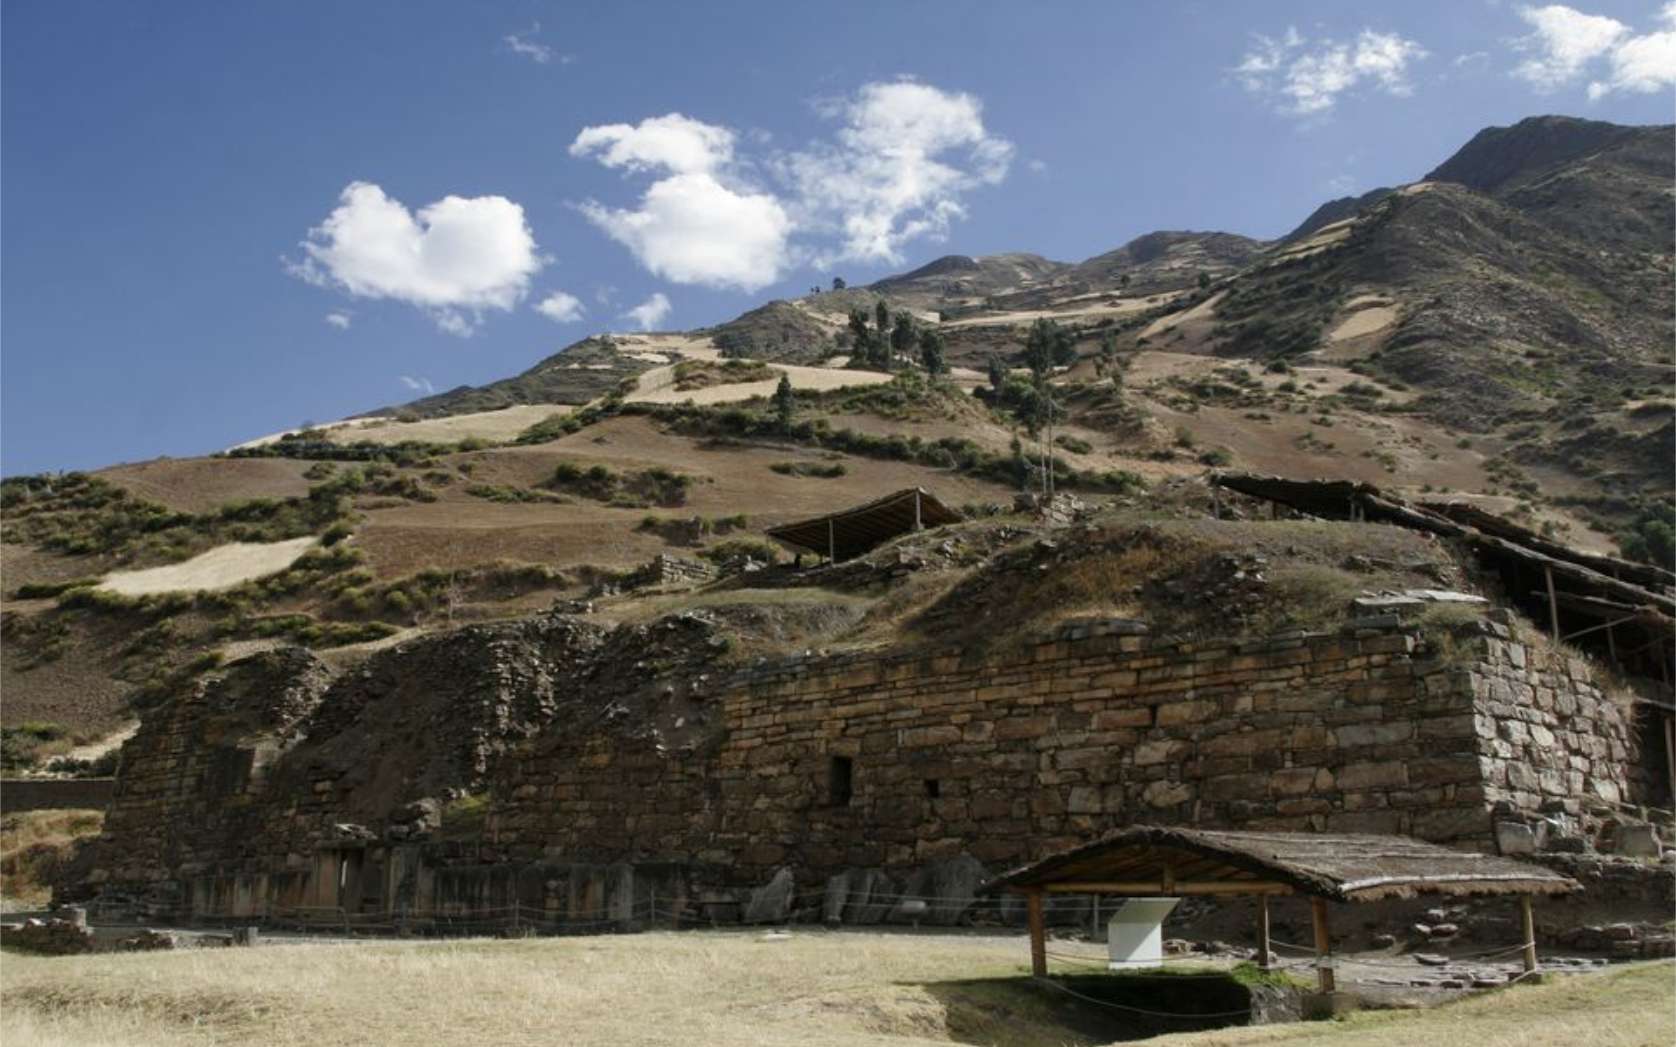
983,827 -> 1579,992
764,487 -> 962,562
1214,473 -> 1676,801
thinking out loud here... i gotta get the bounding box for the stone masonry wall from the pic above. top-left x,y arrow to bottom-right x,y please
1465,624 -> 1643,815
82,611 -> 1644,923
491,619 -> 1640,894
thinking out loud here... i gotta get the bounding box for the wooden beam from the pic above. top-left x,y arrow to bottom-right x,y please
1545,566 -> 1561,641
1026,889 -> 1047,977
1040,881 -> 1293,896
1664,714 -> 1675,807
1520,896 -> 1538,975
1312,897 -> 1335,994
1257,894 -> 1272,971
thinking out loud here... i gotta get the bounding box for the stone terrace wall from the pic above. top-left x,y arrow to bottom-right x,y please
493,620 -> 1604,892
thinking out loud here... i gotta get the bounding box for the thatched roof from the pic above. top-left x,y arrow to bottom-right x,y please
764,487 -> 962,561
982,827 -> 1579,903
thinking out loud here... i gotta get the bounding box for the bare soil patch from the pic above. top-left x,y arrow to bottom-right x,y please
98,537 -> 318,596
98,458 -> 313,514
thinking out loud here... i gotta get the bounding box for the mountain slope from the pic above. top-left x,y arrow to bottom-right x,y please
1425,115 -> 1674,254
1282,188 -> 1395,243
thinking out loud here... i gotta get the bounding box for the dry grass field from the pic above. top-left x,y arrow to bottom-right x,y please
0,932 -> 1669,1047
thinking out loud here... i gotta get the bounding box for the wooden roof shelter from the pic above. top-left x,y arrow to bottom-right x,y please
1213,473 -> 1676,803
764,487 -> 962,562
983,827 -> 1578,991
1215,475 -> 1674,673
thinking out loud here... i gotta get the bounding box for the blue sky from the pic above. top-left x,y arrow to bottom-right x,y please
3,1 -> 1672,476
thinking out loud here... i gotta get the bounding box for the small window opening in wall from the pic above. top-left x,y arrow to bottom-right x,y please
923,778 -> 941,799
829,755 -> 854,806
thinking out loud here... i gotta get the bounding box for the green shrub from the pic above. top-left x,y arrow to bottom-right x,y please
769,461 -> 848,478
12,578 -> 100,600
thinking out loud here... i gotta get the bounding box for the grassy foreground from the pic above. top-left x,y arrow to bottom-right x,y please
0,931 -> 1670,1047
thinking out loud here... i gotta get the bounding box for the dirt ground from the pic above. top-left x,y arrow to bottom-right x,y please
98,457 -> 314,513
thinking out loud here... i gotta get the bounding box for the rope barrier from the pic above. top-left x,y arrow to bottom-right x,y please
1262,937 -> 1538,969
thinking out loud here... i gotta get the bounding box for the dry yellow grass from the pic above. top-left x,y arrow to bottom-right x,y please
1,932 -> 1668,1047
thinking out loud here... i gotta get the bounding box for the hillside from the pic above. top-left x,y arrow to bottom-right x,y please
3,114 -> 1671,768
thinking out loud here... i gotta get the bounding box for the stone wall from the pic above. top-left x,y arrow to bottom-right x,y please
488,619 -> 1643,898
1464,623 -> 1643,814
81,610 -> 1646,924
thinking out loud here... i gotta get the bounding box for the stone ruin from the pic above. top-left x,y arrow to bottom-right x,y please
68,595 -> 1671,934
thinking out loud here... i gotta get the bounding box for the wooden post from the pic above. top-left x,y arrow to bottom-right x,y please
1311,897 -> 1335,994
1544,567 -> 1561,641
1520,896 -> 1538,975
827,518 -> 836,563
1257,894 -> 1272,970
1664,713 -> 1675,806
914,489 -> 922,530
1026,890 -> 1047,977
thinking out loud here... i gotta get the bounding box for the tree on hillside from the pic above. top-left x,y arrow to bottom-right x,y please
773,373 -> 796,431
890,313 -> 916,365
1197,271 -> 1211,290
1095,332 -> 1118,379
918,328 -> 947,375
874,300 -> 891,339
1020,319 -> 1070,498
1023,318 -> 1073,378
847,309 -> 874,361
831,276 -> 847,291
986,354 -> 1007,391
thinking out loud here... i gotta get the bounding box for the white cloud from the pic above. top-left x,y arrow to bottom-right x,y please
1325,173 -> 1357,195
622,292 -> 671,331
1454,50 -> 1491,66
1509,4 -> 1676,98
1236,27 -> 1429,115
1590,3 -> 1676,98
287,181 -> 542,336
578,173 -> 792,291
1026,158 -> 1049,174
535,290 -> 585,323
1513,5 -> 1629,89
571,113 -> 735,174
503,22 -> 570,64
568,80 -> 1014,285
570,115 -> 791,291
324,311 -> 351,330
783,80 -> 1014,265
399,375 -> 435,395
